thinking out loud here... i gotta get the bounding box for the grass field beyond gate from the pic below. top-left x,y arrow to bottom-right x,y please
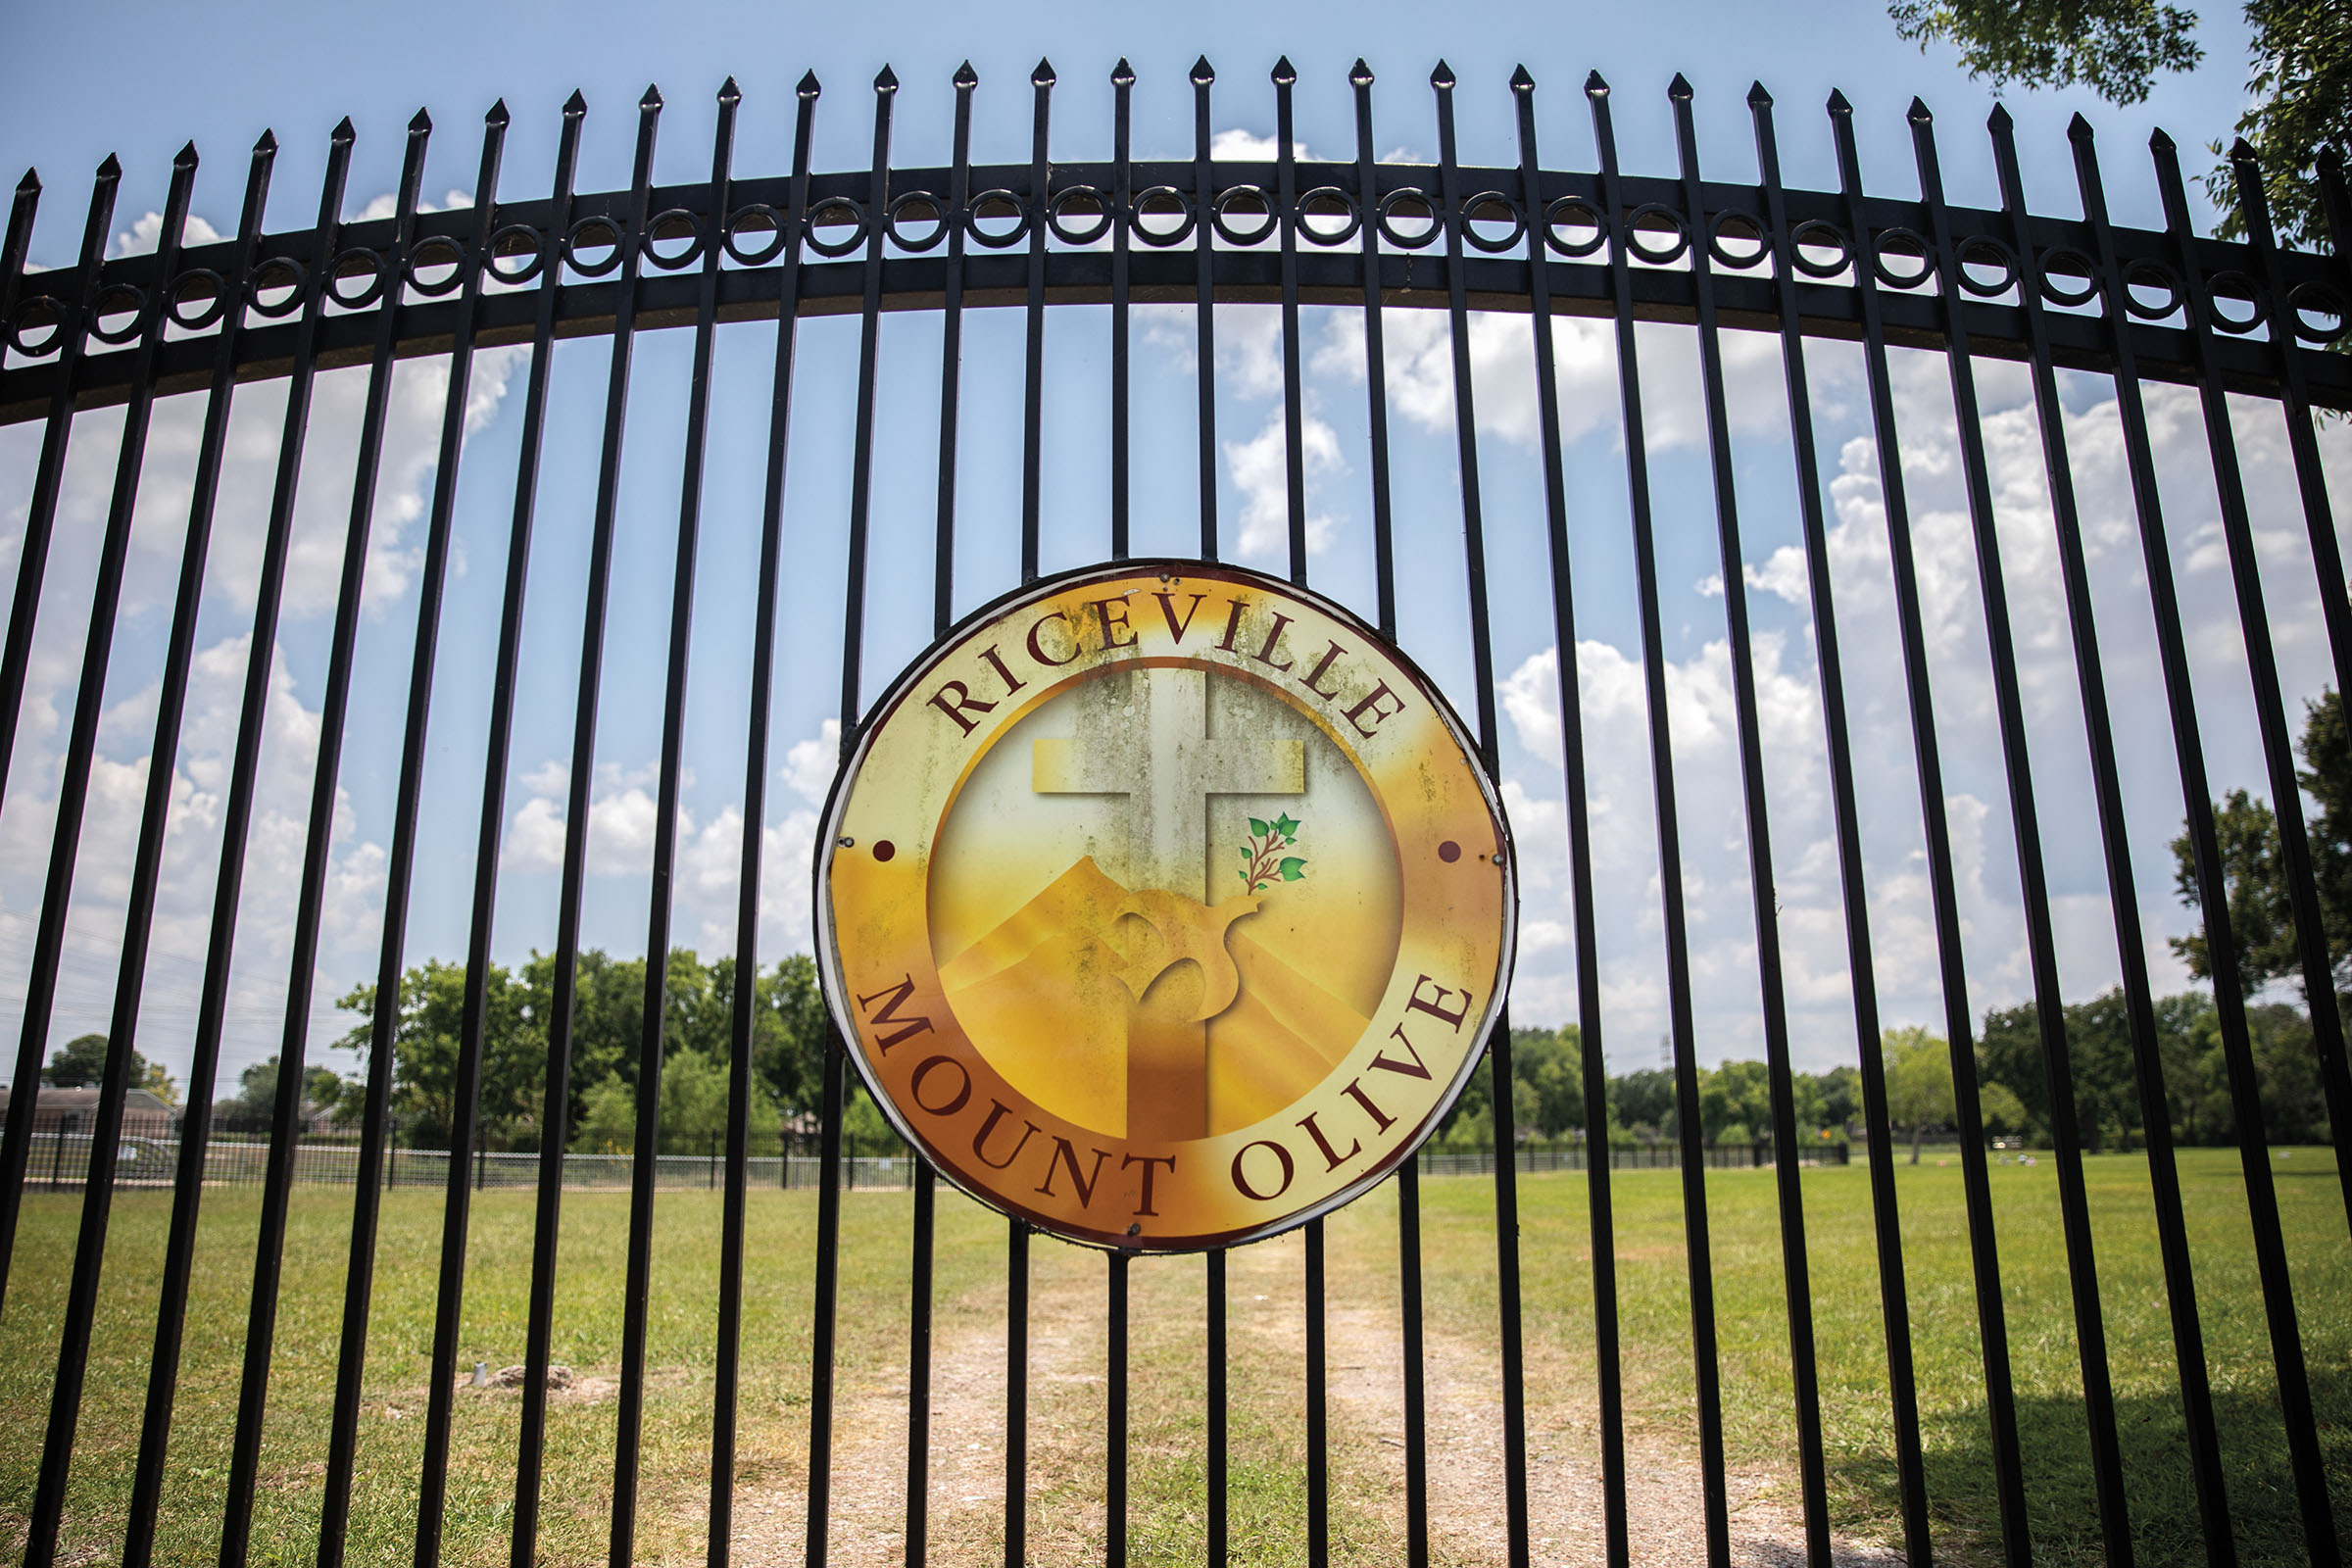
0,1149 -> 2344,1566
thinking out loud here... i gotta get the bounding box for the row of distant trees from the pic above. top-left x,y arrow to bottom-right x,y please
1436,988 -> 2331,1158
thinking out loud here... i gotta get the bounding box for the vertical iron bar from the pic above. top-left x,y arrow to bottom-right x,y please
1748,82 -> 1930,1565
933,64 -> 974,634
121,121 -> 351,1568
1207,1245 -> 1226,1568
1192,56 -> 1218,562
1667,74 -> 1831,1568
0,162 -> 108,826
318,101 -> 508,1568
507,83 -> 660,1567
1435,62 -> 1528,1568
1005,1219 -> 1029,1568
22,140 -> 212,1568
1828,88 -> 2033,1565
609,78 -> 731,1567
835,69 -> 895,759
1913,99 -> 2137,1566
1110,59 -> 1134,562
1019,60 -> 1053,583
905,61 -> 969,1568
1588,71 -> 1727,1567
718,70 -> 818,1568
2224,141 -> 2352,1230
1107,1248 -> 1129,1568
0,158 -> 122,1307
220,108 -> 431,1568
1992,107 -> 2235,1567
1306,1215 -> 1327,1568
1359,63 -> 1428,1564
2151,126 -> 2345,1561
1274,57 -> 1308,584
806,1028 -> 847,1568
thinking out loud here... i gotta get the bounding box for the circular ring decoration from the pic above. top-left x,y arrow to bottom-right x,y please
166,268 -> 229,331
1542,196 -> 1608,259
643,207 -> 707,270
1209,185 -> 1279,247
1954,235 -> 2019,298
1375,187 -> 1444,250
405,235 -> 469,297
1047,186 -> 1115,247
1460,191 -> 1525,255
816,561 -> 1517,1252
966,190 -> 1032,249
9,295 -> 70,357
1296,186 -> 1361,248
564,218 -> 625,278
246,257 -> 307,318
805,197 -> 869,259
1131,185 -> 1197,248
1869,225 -> 1935,291
2121,259 -> 2181,320
486,222 -> 548,284
886,192 -> 951,254
2036,247 -> 2101,309
1787,220 -> 1850,279
2204,270 -> 2264,333
88,282 -> 149,344
326,248 -> 390,309
723,205 -> 790,267
2288,280 -> 2348,345
1705,210 -> 1771,271
1623,203 -> 1690,266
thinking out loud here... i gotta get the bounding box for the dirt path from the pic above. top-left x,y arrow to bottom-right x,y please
731,1235 -> 1904,1567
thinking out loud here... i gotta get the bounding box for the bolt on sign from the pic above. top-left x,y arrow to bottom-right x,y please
816,563 -> 1516,1250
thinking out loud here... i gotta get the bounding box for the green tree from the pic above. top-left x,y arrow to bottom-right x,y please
335,959 -> 542,1150
1883,1027 -> 1956,1163
1608,1069 -> 1677,1137
214,1054 -> 349,1128
1889,0 -> 2348,247
42,1033 -> 176,1102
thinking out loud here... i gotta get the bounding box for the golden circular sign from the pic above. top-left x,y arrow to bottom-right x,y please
815,563 -> 1515,1250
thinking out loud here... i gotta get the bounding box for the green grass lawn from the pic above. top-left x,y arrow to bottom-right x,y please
0,1147 -> 2342,1565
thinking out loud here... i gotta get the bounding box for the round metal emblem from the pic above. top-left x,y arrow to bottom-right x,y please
815,563 -> 1515,1250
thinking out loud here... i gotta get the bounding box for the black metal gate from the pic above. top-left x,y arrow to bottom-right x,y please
0,53 -> 2345,1568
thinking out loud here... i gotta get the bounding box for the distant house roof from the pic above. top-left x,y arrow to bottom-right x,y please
0,1085 -> 178,1117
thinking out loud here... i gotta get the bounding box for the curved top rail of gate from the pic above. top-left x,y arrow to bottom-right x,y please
3,59 -> 2347,426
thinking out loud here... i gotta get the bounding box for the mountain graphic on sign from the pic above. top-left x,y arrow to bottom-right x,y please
937,856 -> 1369,1142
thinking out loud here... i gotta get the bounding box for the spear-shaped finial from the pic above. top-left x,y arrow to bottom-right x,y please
410,107 -> 432,135
1431,60 -> 1456,89
564,89 -> 588,118
1033,57 -> 1055,87
173,140 -> 199,172
717,77 -> 741,106
1272,56 -> 1297,86
16,169 -> 37,199
874,65 -> 898,93
2068,111 -> 2095,143
1747,80 -> 1772,109
96,153 -> 122,181
1350,58 -> 1375,87
1586,70 -> 1610,98
640,83 -> 663,111
254,128 -> 278,156
487,98 -> 511,127
1111,58 -> 1135,86
1192,55 -> 1215,85
954,61 -> 977,88
1907,95 -> 1933,125
1987,102 -> 2013,133
1510,65 -> 1536,93
332,115 -> 357,145
1827,88 -> 1853,117
1671,73 -> 1696,103
2150,125 -> 2176,155
797,71 -> 821,99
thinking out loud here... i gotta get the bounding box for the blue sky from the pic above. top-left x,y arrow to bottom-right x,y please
2,0 -> 2346,1101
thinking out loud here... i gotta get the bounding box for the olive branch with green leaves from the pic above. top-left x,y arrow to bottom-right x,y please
1239,813 -> 1306,895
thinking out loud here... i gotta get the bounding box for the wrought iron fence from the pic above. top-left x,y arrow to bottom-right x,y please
0,50 -> 2346,1568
